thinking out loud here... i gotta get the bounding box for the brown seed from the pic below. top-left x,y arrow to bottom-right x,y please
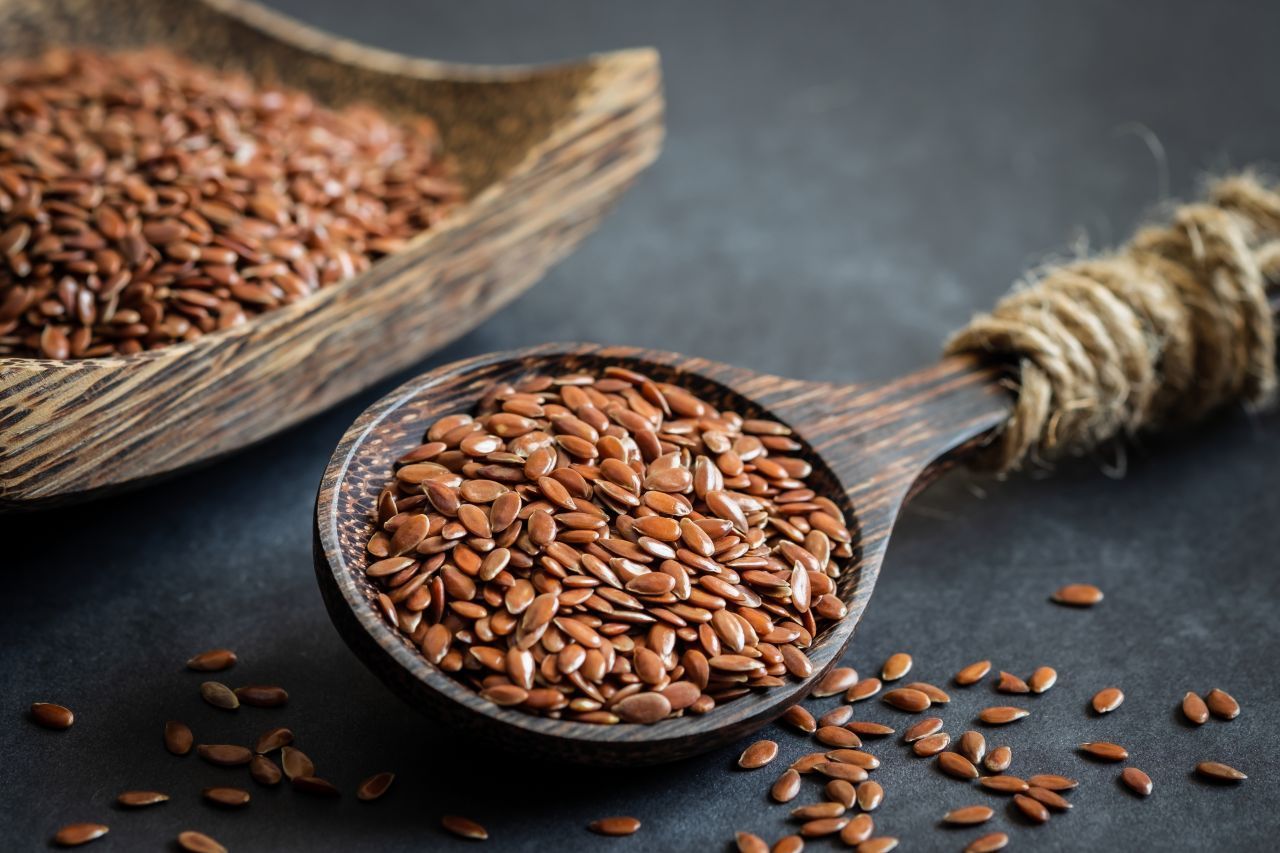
881,688 -> 930,713
771,768 -> 803,802
739,740 -> 779,769
1121,767 -> 1153,796
197,744 -> 253,766
442,815 -> 489,839
815,762 -> 869,783
1206,688 -> 1240,720
53,824 -> 109,846
938,752 -> 980,779
357,772 -> 395,802
818,705 -> 853,728
1195,761 -> 1246,782
1027,774 -> 1078,790
1029,666 -> 1057,693
590,816 -> 641,836
857,838 -> 898,853
978,775 -> 1028,793
943,805 -> 994,825
903,717 -> 944,742
978,706 -> 1028,725
791,802 -> 846,820
1182,692 -> 1210,725
814,667 -> 859,697
235,685 -> 289,708
186,649 -> 237,671
292,776 -> 340,797
1014,793 -> 1050,823
250,755 -> 282,785
1052,583 -> 1103,606
177,831 -> 226,853
1025,786 -> 1072,810
203,787 -> 250,807
847,678 -> 882,702
164,721 -> 193,755
772,835 -> 804,853
815,726 -> 861,748
801,817 -> 850,837
825,779 -> 856,808
783,705 -> 817,734
254,727 -> 293,754
954,659 -> 992,686
736,831 -> 769,853
616,692 -> 672,724
965,832 -> 1009,853
984,746 -> 1012,773
958,730 -> 986,764
995,672 -> 1029,694
827,749 -> 880,769
912,732 -> 950,756
281,746 -> 315,780
840,814 -> 874,845
880,653 -> 912,681
1091,687 -> 1124,714
199,681 -> 239,711
30,702 -> 74,730
1080,741 -> 1129,761
791,752 -> 829,774
847,722 -> 895,737
903,681 -> 950,704
117,790 -> 169,807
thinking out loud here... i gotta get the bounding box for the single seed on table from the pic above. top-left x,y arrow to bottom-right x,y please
827,748 -> 880,769
589,817 -> 641,836
1195,761 -> 1246,782
771,768 -> 802,802
984,746 -> 1012,773
978,706 -> 1028,725
1027,774 -> 1078,791
199,682 -> 239,711
1182,692 -> 1210,725
958,730 -> 986,764
792,802 -> 846,820
965,832 -> 1010,852
1026,786 -> 1072,810
882,688 -> 930,713
816,726 -> 861,748
791,752 -> 828,774
31,702 -> 75,730
255,727 -> 293,754
197,744 -> 253,766
955,659 -> 992,686
783,705 -> 817,734
847,678 -> 881,702
186,649 -> 237,671
978,775 -> 1028,793
117,790 -> 168,807
1052,583 -> 1103,606
856,780 -> 884,811
1206,688 -> 1240,720
912,732 -> 950,756
938,752 -> 980,779
826,779 -> 856,808
250,755 -> 282,786
772,835 -> 804,853
53,824 -> 109,847
177,831 -> 227,853
800,816 -> 849,837
281,746 -> 315,780
815,762 -> 868,782
442,816 -> 488,840
847,722 -> 895,737
814,667 -> 860,697
857,837 -> 898,853
164,721 -> 194,755
292,776 -> 340,797
357,772 -> 395,801
1014,793 -> 1050,823
996,672 -> 1029,694
1091,687 -> 1124,714
1029,666 -> 1057,693
1080,741 -> 1128,761
735,831 -> 768,853
818,705 -> 853,728
903,717 -> 944,742
235,685 -> 289,708
740,740 -> 779,769
203,787 -> 250,807
881,653 -> 912,681
1121,767 -> 1153,796
840,814 -> 874,846
903,681 -> 950,704
943,805 -> 994,825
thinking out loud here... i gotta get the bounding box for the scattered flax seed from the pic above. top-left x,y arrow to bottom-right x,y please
772,835 -> 804,853
783,705 -> 817,734
186,649 -> 237,672
800,816 -> 849,837
30,702 -> 74,730
234,685 -> 289,708
53,823 -> 108,846
739,740 -> 779,769
847,678 -> 882,702
1080,741 -> 1128,761
1091,687 -> 1124,714
1026,786 -> 1073,811
164,721 -> 193,755
977,775 -> 1028,793
791,802 -> 846,820
254,727 -> 293,754
903,717 -> 944,743
1182,692 -> 1210,725
903,682 -> 950,704
202,787 -> 250,808
116,790 -> 168,807
1029,666 -> 1057,693
1121,767 -> 1153,796
983,746 -> 1012,773
292,776 -> 340,797
815,668 -> 860,698
965,832 -> 1010,852
977,706 -> 1028,725
847,722 -> 894,737
938,752 -> 980,780
1195,761 -> 1246,782
771,768 -> 802,802
957,730 -> 986,765
177,832 -> 226,853
881,688 -> 930,713
1013,793 -> 1050,823
912,732 -> 951,757
881,653 -> 912,681
199,682 -> 239,711
857,837 -> 899,853
1051,583 -> 1103,606
995,672 -> 1029,694
856,781 -> 884,811
357,772 -> 395,802
815,762 -> 868,783
943,805 -> 994,825
840,814 -> 874,845
1205,688 -> 1240,720
828,749 -> 880,769
815,726 -> 860,748
249,755 -> 282,786
791,752 -> 828,774
196,744 -> 252,766
735,831 -> 768,853
817,705 -> 853,728
826,779 -> 856,808
589,817 -> 641,836
1027,774 -> 1078,791
954,660 -> 992,686
281,746 -> 315,780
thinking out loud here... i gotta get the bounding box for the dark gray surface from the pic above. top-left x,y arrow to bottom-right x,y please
3,1 -> 1278,850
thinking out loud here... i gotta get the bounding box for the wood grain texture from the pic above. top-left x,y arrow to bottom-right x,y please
314,344 -> 1011,765
0,0 -> 664,508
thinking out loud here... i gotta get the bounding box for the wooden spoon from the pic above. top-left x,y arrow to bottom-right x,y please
0,0 -> 662,509
315,343 -> 1009,765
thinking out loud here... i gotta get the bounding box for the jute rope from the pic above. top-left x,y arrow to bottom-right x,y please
945,173 -> 1280,472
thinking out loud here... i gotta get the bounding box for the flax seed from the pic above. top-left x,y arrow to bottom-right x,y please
818,705 -> 854,728
281,746 -> 315,780
1195,761 -> 1246,782
357,772 -> 395,802
235,685 -> 288,708
199,682 -> 239,711
903,681 -> 950,704
943,805 -> 993,825
977,706 -> 1028,725
815,667 -> 860,697
978,775 -> 1028,793
772,768 -> 802,802
815,762 -> 869,783
442,815 -> 489,840
912,732 -> 950,756
965,832 -> 1009,852
177,831 -> 227,853
1205,688 -> 1240,720
1026,774 -> 1078,791
1121,767 -> 1153,796
791,802 -> 846,820
995,672 -> 1029,694
254,727 -> 293,754
250,755 -> 282,786
783,705 -> 817,734
1014,793 -> 1050,823
827,749 -> 880,769
54,824 -> 108,847
1026,786 -> 1072,810
881,653 -> 912,681
857,837 -> 898,853
1182,692 -> 1210,725
1080,741 -> 1128,761
955,660 -> 992,686
736,832 -> 768,853
202,787 -> 250,807
984,746 -> 1012,773
164,721 -> 193,756
938,751 -> 980,779
882,688 -> 930,713
1028,666 -> 1057,693
903,717 -> 944,742
826,779 -> 856,808
1091,687 -> 1124,714
186,649 -> 237,672
292,776 -> 340,797
772,835 -> 804,853
800,816 -> 849,837
30,702 -> 74,730
589,817 -> 641,836
197,744 -> 253,767
1052,583 -> 1103,606
847,722 -> 894,737
840,814 -> 874,846
847,678 -> 882,702
740,740 -> 779,769
958,730 -> 986,764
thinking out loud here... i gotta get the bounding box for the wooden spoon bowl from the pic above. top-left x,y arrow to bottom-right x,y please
0,0 -> 662,509
314,343 -> 1010,765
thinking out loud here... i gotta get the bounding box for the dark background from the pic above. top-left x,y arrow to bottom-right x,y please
4,1 -> 1278,850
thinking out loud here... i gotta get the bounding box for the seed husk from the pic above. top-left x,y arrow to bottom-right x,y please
903,717 -> 944,742
965,832 -> 1009,852
881,688 -> 930,713
840,814 -> 874,845
943,805 -> 994,825
197,744 -> 252,766
1195,761 -> 1246,782
881,653 -> 912,681
977,706 -> 1028,725
1121,767 -> 1153,796
912,733 -> 951,756
1026,786 -> 1073,810
739,739 -> 779,769
292,776 -> 340,797
816,726 -> 861,748
1182,692 -> 1210,725
1052,583 -> 1103,606
1205,688 -> 1240,720
30,702 -> 75,730
53,824 -> 108,847
250,755 -> 282,786
903,681 -> 950,704
589,816 -> 641,836
801,816 -> 850,837
357,772 -> 395,802
1027,774 -> 1078,791
814,667 -> 860,697
825,779 -> 856,808
847,678 -> 882,702
771,768 -> 802,802
186,649 -> 237,672
164,721 -> 194,755
1028,666 -> 1057,693
978,775 -> 1028,793
199,682 -> 239,710
1080,741 -> 1128,761
177,831 -> 226,853
847,722 -> 895,737
857,837 -> 898,853
254,727 -> 293,754
234,685 -> 289,708
983,746 -> 1012,773
958,730 -> 986,764
995,672 -> 1029,694
117,790 -> 168,807
735,831 -> 768,853
938,751 -> 980,779
203,787 -> 250,807
1013,793 -> 1050,823
281,746 -> 315,780
442,815 -> 489,840
954,659 -> 992,686
1091,687 -> 1124,714
783,705 -> 817,734
792,801 -> 847,820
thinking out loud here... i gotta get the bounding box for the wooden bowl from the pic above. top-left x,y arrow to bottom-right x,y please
0,0 -> 663,509
315,344 -> 1007,765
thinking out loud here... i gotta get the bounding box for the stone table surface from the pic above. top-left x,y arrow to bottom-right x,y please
3,1 -> 1278,850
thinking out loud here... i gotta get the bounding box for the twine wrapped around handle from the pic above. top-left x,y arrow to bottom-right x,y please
945,173 -> 1280,472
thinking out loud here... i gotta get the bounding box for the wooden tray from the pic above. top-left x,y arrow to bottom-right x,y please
0,0 -> 663,509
